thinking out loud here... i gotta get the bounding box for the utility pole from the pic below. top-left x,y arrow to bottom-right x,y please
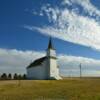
79,63 -> 82,78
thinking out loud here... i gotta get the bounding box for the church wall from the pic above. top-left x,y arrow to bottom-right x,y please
49,58 -> 58,78
44,59 -> 50,79
49,58 -> 61,79
27,61 -> 48,80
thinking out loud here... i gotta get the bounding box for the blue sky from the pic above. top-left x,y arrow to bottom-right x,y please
0,0 -> 100,76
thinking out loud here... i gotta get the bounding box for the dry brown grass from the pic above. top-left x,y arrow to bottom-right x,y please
0,79 -> 100,100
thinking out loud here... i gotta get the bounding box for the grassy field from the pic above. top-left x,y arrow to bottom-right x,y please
0,79 -> 100,100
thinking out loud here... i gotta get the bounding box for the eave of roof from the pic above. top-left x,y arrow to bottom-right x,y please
27,56 -> 47,69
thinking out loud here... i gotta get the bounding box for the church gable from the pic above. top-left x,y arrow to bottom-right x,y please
27,56 -> 47,69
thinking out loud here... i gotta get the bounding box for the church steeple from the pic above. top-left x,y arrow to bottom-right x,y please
47,37 -> 55,50
47,37 -> 56,59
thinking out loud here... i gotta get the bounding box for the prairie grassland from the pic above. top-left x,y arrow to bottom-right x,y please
0,79 -> 100,100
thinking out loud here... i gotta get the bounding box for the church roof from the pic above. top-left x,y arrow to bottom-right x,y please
47,37 -> 55,50
27,56 -> 47,69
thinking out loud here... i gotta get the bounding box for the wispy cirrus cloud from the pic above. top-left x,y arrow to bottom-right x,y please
24,0 -> 100,51
0,48 -> 100,76
62,0 -> 100,17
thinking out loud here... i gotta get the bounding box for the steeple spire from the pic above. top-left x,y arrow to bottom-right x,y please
47,37 -> 54,49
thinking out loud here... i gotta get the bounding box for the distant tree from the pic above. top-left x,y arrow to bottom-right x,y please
18,74 -> 22,80
22,74 -> 27,80
8,73 -> 12,80
1,73 -> 7,80
0,74 -> 2,80
14,73 -> 18,80
0,74 -> 1,80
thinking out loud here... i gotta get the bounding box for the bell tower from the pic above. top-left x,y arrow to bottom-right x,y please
47,37 -> 56,59
46,37 -> 59,79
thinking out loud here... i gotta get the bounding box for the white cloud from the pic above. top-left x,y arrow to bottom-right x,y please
41,5 -> 59,23
0,48 -> 100,76
0,48 -> 45,74
62,0 -> 72,5
25,12 -> 100,50
25,0 -> 100,51
62,0 -> 100,17
58,54 -> 100,77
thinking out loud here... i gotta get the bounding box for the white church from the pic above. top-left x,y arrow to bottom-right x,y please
26,38 -> 61,80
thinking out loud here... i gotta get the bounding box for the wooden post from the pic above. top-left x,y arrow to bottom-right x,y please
18,79 -> 21,87
79,63 -> 82,78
